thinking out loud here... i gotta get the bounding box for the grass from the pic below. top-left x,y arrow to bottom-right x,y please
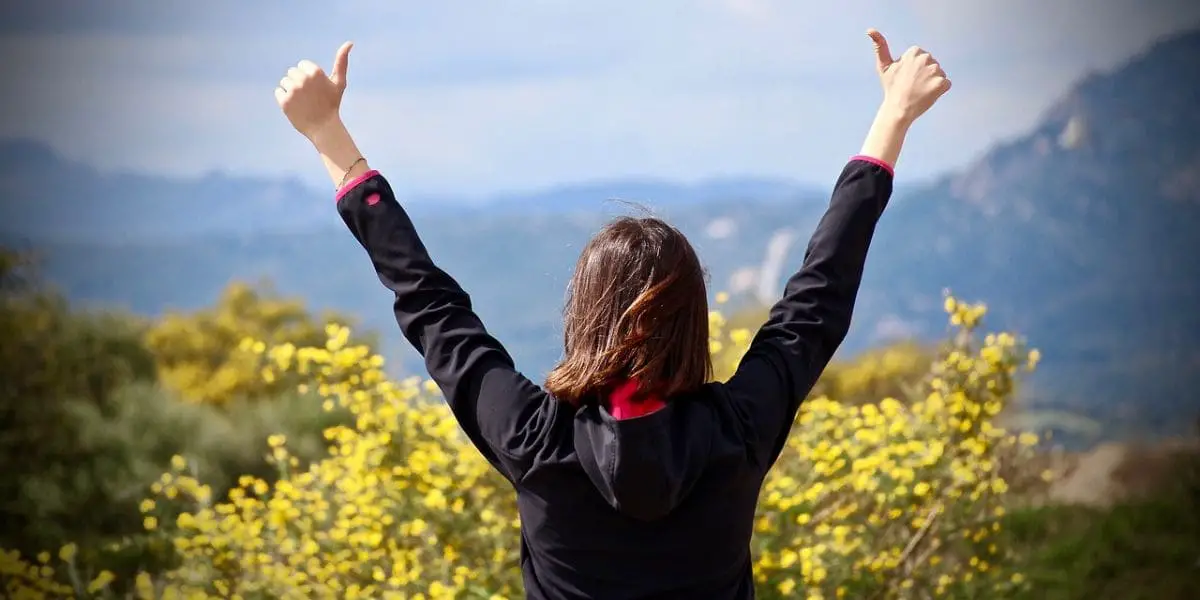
993,451 -> 1200,599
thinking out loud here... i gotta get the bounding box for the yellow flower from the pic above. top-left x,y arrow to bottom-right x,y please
778,578 -> 797,595
87,570 -> 116,593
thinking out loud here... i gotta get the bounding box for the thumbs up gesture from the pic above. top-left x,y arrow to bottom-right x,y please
275,42 -> 354,140
867,30 -> 951,124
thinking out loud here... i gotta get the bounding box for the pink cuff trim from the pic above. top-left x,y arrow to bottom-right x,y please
335,169 -> 381,202
849,155 -> 894,176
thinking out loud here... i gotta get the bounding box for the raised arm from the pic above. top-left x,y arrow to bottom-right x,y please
725,30 -> 952,470
274,43 -> 556,482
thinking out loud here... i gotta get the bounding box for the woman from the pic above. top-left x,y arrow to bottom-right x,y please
274,29 -> 950,600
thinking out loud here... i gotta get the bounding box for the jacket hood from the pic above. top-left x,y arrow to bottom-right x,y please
572,380 -> 710,521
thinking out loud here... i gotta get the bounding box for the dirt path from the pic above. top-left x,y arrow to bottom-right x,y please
1047,443 -> 1129,507
1044,437 -> 1200,508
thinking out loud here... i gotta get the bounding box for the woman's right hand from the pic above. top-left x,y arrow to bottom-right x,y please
867,29 -> 951,124
275,41 -> 354,142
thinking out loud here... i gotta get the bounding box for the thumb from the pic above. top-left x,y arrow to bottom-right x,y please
330,41 -> 353,90
867,29 -> 893,73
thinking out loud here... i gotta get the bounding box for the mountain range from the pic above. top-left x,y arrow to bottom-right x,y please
3,29 -> 1199,447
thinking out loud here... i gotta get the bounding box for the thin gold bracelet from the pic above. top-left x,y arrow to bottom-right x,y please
338,157 -> 366,189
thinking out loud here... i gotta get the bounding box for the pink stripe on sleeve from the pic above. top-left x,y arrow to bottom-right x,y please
849,155 -> 894,176
335,169 -> 381,202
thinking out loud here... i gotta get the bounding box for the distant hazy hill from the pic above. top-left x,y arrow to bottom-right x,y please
3,29 -> 1199,446
0,137 -> 820,243
0,140 -> 332,243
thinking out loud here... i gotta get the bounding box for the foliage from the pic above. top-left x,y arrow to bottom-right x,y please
0,250 -> 157,416
0,255 -> 345,573
0,249 -> 158,556
3,382 -> 347,567
45,385 -> 345,547
143,281 -> 375,405
1,292 -> 1055,599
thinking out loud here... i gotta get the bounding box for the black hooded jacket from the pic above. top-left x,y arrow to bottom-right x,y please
335,156 -> 894,599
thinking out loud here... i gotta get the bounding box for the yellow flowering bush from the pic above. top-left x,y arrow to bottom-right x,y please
725,296 -> 1044,598
2,294 -> 1044,599
144,282 -> 370,405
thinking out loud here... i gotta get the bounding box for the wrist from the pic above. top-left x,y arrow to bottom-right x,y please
306,115 -> 370,189
858,104 -> 912,169
307,116 -> 350,152
873,102 -> 914,132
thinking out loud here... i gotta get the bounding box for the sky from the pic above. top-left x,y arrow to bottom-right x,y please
2,0 -> 1199,197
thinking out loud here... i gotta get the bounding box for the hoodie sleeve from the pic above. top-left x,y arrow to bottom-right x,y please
724,157 -> 893,471
335,170 -> 557,482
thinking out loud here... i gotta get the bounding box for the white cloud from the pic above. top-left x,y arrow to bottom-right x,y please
706,217 -> 738,240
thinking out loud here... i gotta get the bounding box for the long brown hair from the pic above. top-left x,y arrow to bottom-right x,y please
545,216 -> 712,405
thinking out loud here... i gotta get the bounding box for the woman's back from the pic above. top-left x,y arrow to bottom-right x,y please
515,384 -> 762,599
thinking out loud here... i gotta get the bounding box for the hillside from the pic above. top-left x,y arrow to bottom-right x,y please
0,139 -> 332,243
3,29 -> 1200,448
